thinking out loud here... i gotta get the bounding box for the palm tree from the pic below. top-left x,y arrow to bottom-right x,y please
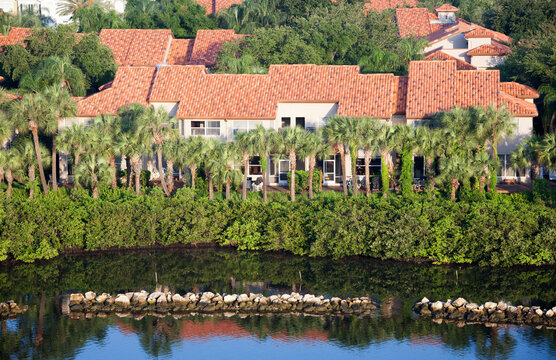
360,118 -> 381,197
414,126 -> 442,192
202,139 -> 219,200
94,115 -> 122,189
299,130 -> 330,200
137,106 -> 178,197
358,49 -> 400,74
538,84 -> 556,133
162,140 -> 180,194
248,125 -> 274,203
235,130 -> 257,200
539,132 -> 556,171
74,154 -> 114,199
212,143 -> 242,200
437,154 -> 474,201
393,124 -> 417,197
115,130 -> 148,195
14,137 -> 50,198
57,123 -> 87,176
274,127 -> 307,202
57,0 -> 107,16
182,136 -> 207,191
376,124 -> 397,197
0,116 -> 14,188
1,148 -> 21,198
324,117 -> 349,196
8,90 -> 53,195
43,86 -> 77,191
19,57 -> 87,97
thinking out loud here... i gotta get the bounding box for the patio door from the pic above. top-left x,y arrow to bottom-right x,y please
278,160 -> 290,185
323,157 -> 335,185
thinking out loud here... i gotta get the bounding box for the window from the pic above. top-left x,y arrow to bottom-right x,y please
414,156 -> 425,179
191,120 -> 220,136
232,120 -> 270,135
296,159 -> 305,171
356,158 -> 382,176
281,117 -> 291,128
249,157 -> 262,175
498,154 -> 519,178
295,117 -> 305,129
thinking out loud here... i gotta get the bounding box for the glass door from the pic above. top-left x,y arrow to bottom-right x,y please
278,160 -> 290,184
323,157 -> 335,185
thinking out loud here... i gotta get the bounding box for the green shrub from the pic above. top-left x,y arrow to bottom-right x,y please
286,170 -> 322,194
140,170 -> 151,187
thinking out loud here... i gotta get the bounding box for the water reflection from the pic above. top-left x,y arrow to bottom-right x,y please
0,249 -> 555,359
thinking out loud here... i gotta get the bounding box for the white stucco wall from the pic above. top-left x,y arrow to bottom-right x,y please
497,117 -> 533,155
275,102 -> 338,130
467,37 -> 491,50
425,33 -> 468,52
470,55 -> 505,69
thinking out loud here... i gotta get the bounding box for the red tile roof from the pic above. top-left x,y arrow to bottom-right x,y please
499,91 -> 538,117
434,4 -> 459,12
167,39 -> 194,65
455,70 -> 499,109
189,30 -> 245,67
99,29 -> 173,66
364,0 -> 418,12
393,76 -> 408,115
425,49 -> 476,70
500,82 -> 539,99
196,0 -> 244,15
0,27 -> 32,47
77,66 -> 156,116
464,28 -> 496,39
396,8 -> 432,37
467,41 -> 510,56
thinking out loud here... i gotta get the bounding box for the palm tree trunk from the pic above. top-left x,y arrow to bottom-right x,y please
531,161 -> 540,180
51,136 -> 58,191
225,178 -> 231,200
479,175 -> 486,193
340,146 -> 347,196
109,155 -> 117,189
364,149 -> 370,197
262,156 -> 268,203
308,156 -> 316,201
242,153 -> 248,200
190,165 -> 197,189
32,128 -> 48,195
208,174 -> 214,200
490,139 -> 498,193
126,156 -> 132,189
381,148 -> 389,197
29,166 -> 35,199
426,156 -> 435,191
157,148 -> 170,197
0,167 -> 4,188
289,151 -> 296,202
166,160 -> 174,193
133,156 -> 141,195
6,170 -> 12,198
450,178 -> 459,201
351,146 -> 358,197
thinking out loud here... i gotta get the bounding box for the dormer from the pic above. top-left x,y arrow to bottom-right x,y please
464,28 -> 493,50
435,4 -> 458,24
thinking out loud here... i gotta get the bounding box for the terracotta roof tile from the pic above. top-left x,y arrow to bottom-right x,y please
500,82 -> 539,99
464,28 -> 496,39
455,70 -> 499,109
0,27 -> 32,46
99,29 -> 173,66
167,39 -> 194,65
77,66 -> 156,116
196,0 -> 244,15
364,0 -> 418,12
467,41 -> 510,56
189,30 -> 246,67
150,66 -> 208,102
499,91 -> 538,117
396,8 -> 432,37
406,61 -> 457,118
435,4 -> 459,12
425,49 -> 477,70
393,76 -> 408,114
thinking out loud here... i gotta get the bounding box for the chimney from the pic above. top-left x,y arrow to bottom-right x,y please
435,4 -> 458,24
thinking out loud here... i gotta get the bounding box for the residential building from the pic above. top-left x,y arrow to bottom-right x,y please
59,60 -> 538,184
396,5 -> 512,69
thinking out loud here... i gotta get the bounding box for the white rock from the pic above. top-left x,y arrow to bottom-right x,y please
452,298 -> 467,307
331,297 -> 341,303
96,293 -> 110,303
420,297 -> 429,303
157,295 -> 168,304
431,301 -> 443,312
70,294 -> 84,304
484,302 -> 497,310
281,294 -> 291,301
188,294 -> 197,302
497,301 -> 507,311
147,292 -> 162,304
201,292 -> 215,300
224,295 -> 237,304
546,310 -> 554,318
237,294 -> 249,303
172,294 -> 186,304
115,295 -> 130,307
535,309 -> 543,316
85,291 -> 96,301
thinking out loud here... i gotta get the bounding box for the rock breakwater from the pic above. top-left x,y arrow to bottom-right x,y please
0,301 -> 28,319
413,297 -> 556,328
66,291 -> 379,318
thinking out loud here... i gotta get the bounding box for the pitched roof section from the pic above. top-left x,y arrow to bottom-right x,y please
0,27 -> 32,47
167,39 -> 194,65
464,28 -> 496,39
365,0 -> 418,12
99,29 -> 173,66
77,66 -> 156,116
467,41 -> 510,56
455,70 -> 499,109
396,8 -> 432,37
500,82 -> 539,99
393,76 -> 408,115
499,91 -> 538,117
425,49 -> 476,70
434,4 -> 458,12
189,30 -> 245,66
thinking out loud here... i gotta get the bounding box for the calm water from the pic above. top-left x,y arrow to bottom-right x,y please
0,249 -> 555,359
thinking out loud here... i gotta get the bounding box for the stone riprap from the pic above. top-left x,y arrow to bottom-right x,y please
413,297 -> 556,327
66,291 -> 379,318
0,301 -> 28,319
